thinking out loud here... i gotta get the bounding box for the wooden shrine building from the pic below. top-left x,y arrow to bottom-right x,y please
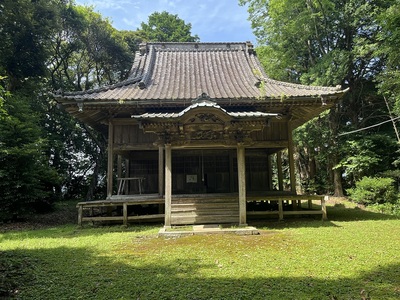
53,42 -> 348,227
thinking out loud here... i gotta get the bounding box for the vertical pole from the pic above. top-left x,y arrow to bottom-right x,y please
237,144 -> 247,226
123,203 -> 128,226
164,144 -> 172,227
308,199 -> 312,209
267,154 -> 273,191
277,151 -> 284,191
278,200 -> 284,221
125,159 -> 130,194
322,196 -> 328,220
158,145 -> 164,196
78,205 -> 83,226
107,121 -> 114,199
287,122 -> 297,194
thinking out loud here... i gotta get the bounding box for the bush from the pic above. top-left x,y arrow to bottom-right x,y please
369,201 -> 400,216
347,176 -> 397,205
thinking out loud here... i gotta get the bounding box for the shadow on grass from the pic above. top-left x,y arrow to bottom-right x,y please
0,223 -> 163,243
248,203 -> 400,230
1,246 -> 399,299
327,203 -> 399,222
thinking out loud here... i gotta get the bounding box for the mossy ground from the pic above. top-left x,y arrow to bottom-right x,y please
1,199 -> 399,299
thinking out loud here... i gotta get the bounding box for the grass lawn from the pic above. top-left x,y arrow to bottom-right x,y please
1,200 -> 399,299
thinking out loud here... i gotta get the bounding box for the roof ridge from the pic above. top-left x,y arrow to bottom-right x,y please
155,48 -> 242,52
138,44 -> 156,89
140,41 -> 249,53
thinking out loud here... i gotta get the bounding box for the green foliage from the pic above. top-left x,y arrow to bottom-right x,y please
242,0 -> 399,196
347,176 -> 397,205
369,201 -> 400,217
0,0 -> 64,89
294,112 -> 335,194
49,5 -> 133,91
139,11 -> 199,42
337,134 -> 399,185
375,1 -> 400,128
0,90 -> 60,221
1,0 -> 204,219
0,76 -> 9,117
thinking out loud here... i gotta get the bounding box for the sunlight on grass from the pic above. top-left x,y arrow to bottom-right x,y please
1,202 -> 400,299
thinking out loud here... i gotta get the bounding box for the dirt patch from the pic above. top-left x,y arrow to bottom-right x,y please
325,196 -> 348,205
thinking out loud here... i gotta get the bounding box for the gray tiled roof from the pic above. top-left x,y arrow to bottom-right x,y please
54,42 -> 345,102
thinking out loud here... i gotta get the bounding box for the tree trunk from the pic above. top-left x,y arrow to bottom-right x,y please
83,124 -> 107,201
332,154 -> 344,197
329,108 -> 344,197
85,148 -> 103,201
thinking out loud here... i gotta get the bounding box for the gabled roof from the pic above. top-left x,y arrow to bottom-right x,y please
53,42 -> 346,102
52,42 -> 348,131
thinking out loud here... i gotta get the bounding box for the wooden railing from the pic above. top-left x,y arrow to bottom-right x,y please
76,194 -> 328,226
246,195 -> 327,221
76,198 -> 164,226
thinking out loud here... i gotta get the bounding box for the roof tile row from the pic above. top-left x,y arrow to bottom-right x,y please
54,42 -> 345,103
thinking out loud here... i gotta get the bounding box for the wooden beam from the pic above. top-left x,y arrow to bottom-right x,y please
107,121 -> 114,198
237,144 -> 247,226
164,144 -> 172,227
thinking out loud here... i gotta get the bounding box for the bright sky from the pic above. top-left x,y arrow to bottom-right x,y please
75,0 -> 257,44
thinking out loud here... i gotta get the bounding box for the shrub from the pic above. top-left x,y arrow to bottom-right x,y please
369,201 -> 400,216
347,176 -> 397,205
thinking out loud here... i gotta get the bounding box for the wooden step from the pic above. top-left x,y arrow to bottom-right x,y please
171,197 -> 239,225
171,215 -> 239,225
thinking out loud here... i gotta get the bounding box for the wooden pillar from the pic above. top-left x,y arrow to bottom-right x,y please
237,144 -> 247,226
278,199 -> 284,221
322,196 -> 328,220
308,199 -> 313,209
107,121 -> 114,199
77,205 -> 83,226
288,122 -> 297,193
267,154 -> 273,191
277,151 -> 284,191
158,145 -> 164,196
123,203 -> 128,226
124,159 -> 129,194
164,144 -> 172,227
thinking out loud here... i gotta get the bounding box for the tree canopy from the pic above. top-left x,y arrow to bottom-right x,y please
139,11 -> 199,42
241,0 -> 400,196
0,1 -> 201,221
